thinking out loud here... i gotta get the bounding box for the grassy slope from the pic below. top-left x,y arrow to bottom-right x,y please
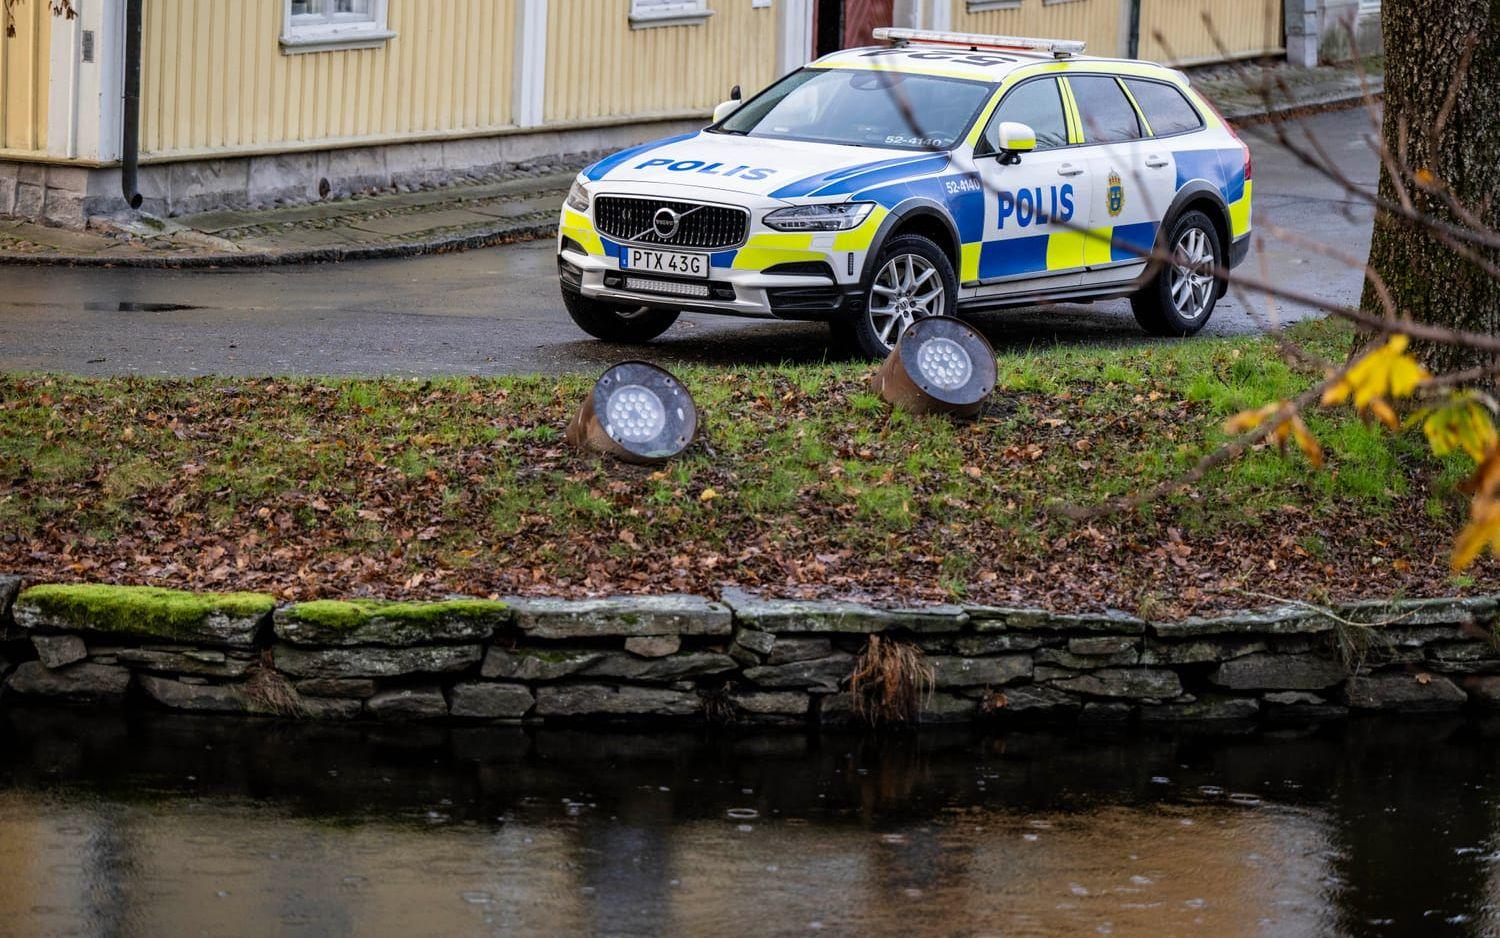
0,319 -> 1488,613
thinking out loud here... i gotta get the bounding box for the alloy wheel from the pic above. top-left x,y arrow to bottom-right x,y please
868,253 -> 946,350
1169,227 -> 1216,321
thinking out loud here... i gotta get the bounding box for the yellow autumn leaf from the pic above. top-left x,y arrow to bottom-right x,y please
1368,397 -> 1399,431
1321,335 -> 1431,411
1423,394 -> 1499,462
1289,414 -> 1324,468
1224,402 -> 1279,434
699,487 -> 718,503
1452,496 -> 1500,570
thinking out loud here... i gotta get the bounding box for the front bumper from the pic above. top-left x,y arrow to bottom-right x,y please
559,247 -> 859,320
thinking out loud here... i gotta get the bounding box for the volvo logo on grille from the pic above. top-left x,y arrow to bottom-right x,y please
652,207 -> 681,240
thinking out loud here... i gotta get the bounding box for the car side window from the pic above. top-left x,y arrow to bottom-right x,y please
980,78 -> 1069,153
1122,79 -> 1204,136
1067,75 -> 1142,144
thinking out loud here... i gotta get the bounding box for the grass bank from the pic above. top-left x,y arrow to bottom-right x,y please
0,319 -> 1488,614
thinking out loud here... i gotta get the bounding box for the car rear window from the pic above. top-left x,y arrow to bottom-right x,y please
1067,75 -> 1142,144
1124,79 -> 1204,136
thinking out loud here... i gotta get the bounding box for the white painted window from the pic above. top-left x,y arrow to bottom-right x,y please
1357,0 -> 1381,13
630,0 -> 714,29
281,0 -> 395,54
967,0 -> 1022,11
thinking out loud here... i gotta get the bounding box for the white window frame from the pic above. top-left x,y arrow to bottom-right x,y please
281,0 -> 396,55
630,0 -> 714,29
1357,0 -> 1381,14
967,0 -> 1022,11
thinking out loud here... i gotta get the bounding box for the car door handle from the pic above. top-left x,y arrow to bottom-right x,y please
1144,155 -> 1170,168
1057,163 -> 1085,177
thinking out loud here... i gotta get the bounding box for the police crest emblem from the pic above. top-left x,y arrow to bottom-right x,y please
1107,170 -> 1124,217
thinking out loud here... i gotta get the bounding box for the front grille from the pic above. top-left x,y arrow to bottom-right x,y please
594,196 -> 749,250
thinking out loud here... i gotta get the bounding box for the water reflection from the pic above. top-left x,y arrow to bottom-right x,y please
1,708 -> 1499,936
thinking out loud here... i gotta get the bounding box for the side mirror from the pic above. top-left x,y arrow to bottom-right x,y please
994,121 -> 1037,165
712,99 -> 742,124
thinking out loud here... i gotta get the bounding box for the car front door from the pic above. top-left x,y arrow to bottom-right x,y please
1063,73 -> 1177,288
970,76 -> 1091,299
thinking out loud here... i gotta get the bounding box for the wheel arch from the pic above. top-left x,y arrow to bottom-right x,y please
857,200 -> 962,285
1161,182 -> 1231,264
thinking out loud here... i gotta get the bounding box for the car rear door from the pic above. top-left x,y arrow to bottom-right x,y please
970,76 -> 1092,299
1063,73 -> 1176,288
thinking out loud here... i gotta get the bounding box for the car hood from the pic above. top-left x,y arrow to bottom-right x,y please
582,131 -> 953,201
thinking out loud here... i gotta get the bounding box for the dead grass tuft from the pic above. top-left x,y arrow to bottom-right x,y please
244,650 -> 304,717
848,635 -> 933,726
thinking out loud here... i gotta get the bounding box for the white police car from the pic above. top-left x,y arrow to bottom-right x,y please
557,28 -> 1252,359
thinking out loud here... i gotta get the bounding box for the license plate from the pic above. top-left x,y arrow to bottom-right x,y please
624,248 -> 708,278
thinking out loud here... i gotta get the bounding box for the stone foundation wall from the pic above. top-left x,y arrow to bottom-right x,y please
2,576 -> 1497,726
1,116 -> 702,228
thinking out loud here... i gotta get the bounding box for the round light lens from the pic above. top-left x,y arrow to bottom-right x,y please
606,384 -> 667,443
914,337 -> 973,391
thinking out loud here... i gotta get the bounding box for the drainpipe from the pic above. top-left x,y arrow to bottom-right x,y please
120,0 -> 143,209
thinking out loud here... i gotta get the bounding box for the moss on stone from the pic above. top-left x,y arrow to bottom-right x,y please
284,598 -> 510,631
18,584 -> 275,639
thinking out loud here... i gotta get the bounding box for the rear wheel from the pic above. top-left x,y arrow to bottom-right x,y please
562,289 -> 680,343
1130,210 -> 1222,337
835,233 -> 957,360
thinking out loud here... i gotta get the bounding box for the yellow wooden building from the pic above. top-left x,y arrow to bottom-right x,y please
1,0 -> 1312,226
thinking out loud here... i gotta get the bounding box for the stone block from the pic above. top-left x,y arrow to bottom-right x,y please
743,654 -> 854,692
1151,605 -> 1331,638
167,159 -> 251,214
953,633 -> 1044,655
367,686 -> 449,720
31,634 -> 87,670
14,183 -> 44,217
16,163 -> 45,185
580,651 -> 737,683
274,599 -> 509,647
0,175 -> 16,215
325,146 -> 389,196
1036,647 -> 1139,670
295,677 -> 378,699
139,675 -> 248,714
1079,702 -> 1134,722
104,645 -> 255,679
534,684 -> 700,718
724,587 -> 966,634
299,697 -> 365,720
247,153 -> 320,206
1054,668 -> 1183,700
1140,637 -> 1269,665
273,643 -> 482,679
449,681 -> 534,719
440,137 -> 504,175
765,637 -> 833,665
12,585 -> 274,649
513,594 -> 732,638
1210,653 -> 1345,691
481,646 -> 607,681
732,627 -> 776,656
384,141 -> 446,187
1346,672 -> 1466,711
968,607 -> 1145,634
1140,695 -> 1260,722
1342,597 -> 1498,628
625,635 -> 681,658
0,574 -> 24,626
729,690 -> 810,718
1262,690 -> 1348,721
1068,636 -> 1139,656
6,661 -> 131,702
920,692 -> 977,723
989,684 -> 1083,715
43,166 -> 92,195
929,654 -> 1031,688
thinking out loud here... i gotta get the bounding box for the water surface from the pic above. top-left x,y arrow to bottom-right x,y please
2,708 -> 1498,937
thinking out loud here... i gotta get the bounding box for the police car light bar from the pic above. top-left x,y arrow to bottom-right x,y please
872,27 -> 1085,59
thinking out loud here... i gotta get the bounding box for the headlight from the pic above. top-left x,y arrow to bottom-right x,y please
763,202 -> 875,232
565,180 -> 590,213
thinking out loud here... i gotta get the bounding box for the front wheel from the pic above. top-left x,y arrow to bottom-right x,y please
1130,210 -> 1223,337
835,234 -> 958,360
562,289 -> 680,343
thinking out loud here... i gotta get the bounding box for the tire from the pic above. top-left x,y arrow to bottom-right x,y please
834,233 -> 959,360
562,288 -> 680,343
1130,209 -> 1223,337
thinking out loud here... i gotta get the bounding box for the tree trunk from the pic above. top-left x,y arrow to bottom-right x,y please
1361,0 -> 1500,375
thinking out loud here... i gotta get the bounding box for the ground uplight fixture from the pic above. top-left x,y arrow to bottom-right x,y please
871,316 -> 997,417
567,360 -> 698,464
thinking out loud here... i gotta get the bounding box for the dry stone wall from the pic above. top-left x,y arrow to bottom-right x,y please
1,577 -> 1498,726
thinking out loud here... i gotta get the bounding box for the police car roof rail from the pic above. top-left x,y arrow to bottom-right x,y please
872,27 -> 1085,59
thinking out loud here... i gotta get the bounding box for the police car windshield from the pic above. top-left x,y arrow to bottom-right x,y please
714,68 -> 994,151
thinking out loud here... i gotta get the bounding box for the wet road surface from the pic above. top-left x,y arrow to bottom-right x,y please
0,108 -> 1378,377
2,708 -> 1499,937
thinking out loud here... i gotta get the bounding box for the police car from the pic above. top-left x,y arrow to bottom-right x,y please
557,28 -> 1252,359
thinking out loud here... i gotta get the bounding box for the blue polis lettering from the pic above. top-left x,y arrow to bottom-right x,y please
994,184 -> 1074,230
635,158 -> 776,181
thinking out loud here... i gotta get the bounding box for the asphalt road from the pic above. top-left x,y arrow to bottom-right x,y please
0,107 -> 1378,377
